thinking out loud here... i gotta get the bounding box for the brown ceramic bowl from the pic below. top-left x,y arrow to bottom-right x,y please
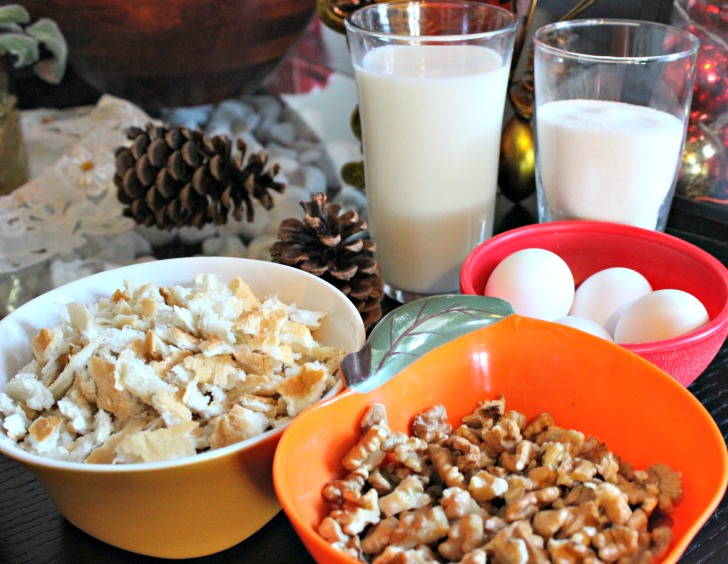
23,0 -> 317,110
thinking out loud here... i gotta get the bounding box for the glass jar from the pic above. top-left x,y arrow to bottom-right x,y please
0,57 -> 29,195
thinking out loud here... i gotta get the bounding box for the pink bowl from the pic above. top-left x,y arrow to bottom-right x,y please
460,221 -> 728,387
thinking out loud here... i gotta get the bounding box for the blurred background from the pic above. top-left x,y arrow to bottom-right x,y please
8,0 -> 677,111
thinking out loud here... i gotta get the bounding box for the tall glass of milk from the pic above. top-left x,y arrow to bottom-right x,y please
533,19 -> 699,232
345,1 -> 517,302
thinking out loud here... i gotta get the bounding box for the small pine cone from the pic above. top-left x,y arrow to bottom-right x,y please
113,123 -> 285,230
271,192 -> 384,329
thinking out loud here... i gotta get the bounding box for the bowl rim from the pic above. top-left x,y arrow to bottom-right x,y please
460,220 -> 728,352
0,256 -> 364,473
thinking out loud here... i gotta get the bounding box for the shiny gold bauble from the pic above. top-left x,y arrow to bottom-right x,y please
498,114 -> 536,203
677,121 -> 726,201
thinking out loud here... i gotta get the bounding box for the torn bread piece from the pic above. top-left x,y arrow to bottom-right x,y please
114,421 -> 200,463
208,404 -> 270,449
278,361 -> 331,417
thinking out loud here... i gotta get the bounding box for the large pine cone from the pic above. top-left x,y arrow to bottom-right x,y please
271,192 -> 384,329
114,123 -> 285,230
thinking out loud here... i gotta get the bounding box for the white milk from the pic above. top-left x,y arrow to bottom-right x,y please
536,99 -> 685,229
354,44 -> 509,295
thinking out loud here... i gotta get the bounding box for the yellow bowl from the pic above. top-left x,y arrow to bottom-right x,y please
0,257 -> 365,558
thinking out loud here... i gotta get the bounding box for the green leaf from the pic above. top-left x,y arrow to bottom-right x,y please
0,33 -> 39,67
342,295 -> 514,393
26,19 -> 67,83
0,22 -> 23,33
0,5 -> 30,26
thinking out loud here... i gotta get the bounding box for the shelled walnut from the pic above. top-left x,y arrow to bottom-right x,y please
319,397 -> 682,563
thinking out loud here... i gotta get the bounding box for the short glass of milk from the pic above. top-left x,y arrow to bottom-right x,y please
345,1 -> 517,303
533,19 -> 699,231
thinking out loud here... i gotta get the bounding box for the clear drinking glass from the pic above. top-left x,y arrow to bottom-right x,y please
533,19 -> 699,231
345,1 -> 517,303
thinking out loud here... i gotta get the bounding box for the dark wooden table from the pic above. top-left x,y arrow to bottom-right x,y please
1,193 -> 726,563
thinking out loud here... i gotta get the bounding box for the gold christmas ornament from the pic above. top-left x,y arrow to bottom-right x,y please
497,0 -> 597,203
341,106 -> 365,189
677,121 -> 726,202
341,161 -> 365,190
498,113 -> 536,203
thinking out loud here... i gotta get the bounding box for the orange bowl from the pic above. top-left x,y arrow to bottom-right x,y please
273,313 -> 728,563
459,221 -> 728,387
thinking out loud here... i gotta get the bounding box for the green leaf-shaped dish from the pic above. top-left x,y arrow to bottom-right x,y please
342,294 -> 513,393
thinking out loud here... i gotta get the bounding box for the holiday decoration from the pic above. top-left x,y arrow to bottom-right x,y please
498,45 -> 536,202
673,0 -> 728,206
113,123 -> 285,230
679,120 -> 726,202
340,106 -> 365,189
271,192 -> 384,329
682,0 -> 727,116
498,113 -> 536,202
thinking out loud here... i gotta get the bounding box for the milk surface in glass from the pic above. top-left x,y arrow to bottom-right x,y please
355,44 -> 509,295
536,99 -> 685,229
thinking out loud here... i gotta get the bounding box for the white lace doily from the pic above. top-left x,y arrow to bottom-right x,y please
0,86 -> 366,318
0,96 -> 152,273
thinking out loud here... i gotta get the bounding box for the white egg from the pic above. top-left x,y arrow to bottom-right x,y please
613,289 -> 710,344
554,315 -> 614,341
604,301 -> 633,338
484,248 -> 574,321
570,267 -> 652,335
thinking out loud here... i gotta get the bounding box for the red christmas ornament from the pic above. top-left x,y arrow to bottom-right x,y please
687,0 -> 728,29
675,1 -> 728,207
720,120 -> 728,150
689,27 -> 728,113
